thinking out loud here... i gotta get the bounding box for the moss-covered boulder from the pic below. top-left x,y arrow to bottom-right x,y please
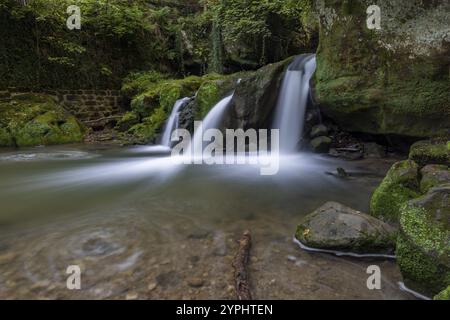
434,286 -> 450,300
314,0 -> 449,138
0,93 -> 85,147
420,165 -> 450,194
130,76 -> 204,118
125,107 -> 167,144
295,202 -> 396,254
396,185 -> 450,296
225,57 -> 294,130
409,140 -> 450,167
370,160 -> 420,223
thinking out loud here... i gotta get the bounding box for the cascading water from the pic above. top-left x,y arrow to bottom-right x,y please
272,54 -> 316,153
191,94 -> 234,156
160,97 -> 191,147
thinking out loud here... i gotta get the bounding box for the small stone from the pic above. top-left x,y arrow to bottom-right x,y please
310,124 -> 329,138
147,282 -> 157,291
187,277 -> 204,288
125,292 -> 138,300
287,255 -> 297,262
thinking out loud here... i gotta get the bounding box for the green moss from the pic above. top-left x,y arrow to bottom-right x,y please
115,112 -> 140,132
370,160 -> 420,223
196,82 -> 220,119
409,140 -> 450,167
0,127 -> 14,147
420,165 -> 450,193
0,94 -> 85,148
434,286 -> 450,300
397,201 -> 450,296
127,107 -> 167,144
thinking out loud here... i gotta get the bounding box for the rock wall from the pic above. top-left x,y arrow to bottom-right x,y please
313,0 -> 450,139
1,89 -> 125,129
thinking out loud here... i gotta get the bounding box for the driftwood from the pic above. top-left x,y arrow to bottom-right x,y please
232,230 -> 252,300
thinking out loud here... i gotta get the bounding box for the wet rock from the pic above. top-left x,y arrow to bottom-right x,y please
311,136 -> 332,153
420,165 -> 450,193
156,271 -> 180,288
314,1 -> 449,138
337,167 -> 348,178
329,147 -> 363,160
397,185 -> 450,296
370,160 -> 420,223
225,58 -> 293,130
296,202 -> 396,254
409,140 -> 450,167
147,282 -> 157,291
125,292 -> 139,300
363,143 -> 386,159
187,277 -> 204,288
310,124 -> 328,139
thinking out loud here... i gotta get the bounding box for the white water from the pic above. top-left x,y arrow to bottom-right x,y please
191,94 -> 234,156
272,54 -> 316,153
161,97 -> 191,147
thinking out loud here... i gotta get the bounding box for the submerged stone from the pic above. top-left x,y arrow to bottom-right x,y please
295,202 -> 396,254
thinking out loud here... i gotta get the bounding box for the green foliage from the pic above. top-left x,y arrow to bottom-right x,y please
0,0 -> 185,89
0,93 -> 85,147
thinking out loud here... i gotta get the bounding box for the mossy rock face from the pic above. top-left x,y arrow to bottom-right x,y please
397,185 -> 450,296
420,165 -> 450,194
125,107 -> 167,144
314,0 -> 450,138
225,57 -> 294,130
370,160 -> 420,223
409,140 -> 450,167
0,94 -> 85,147
434,286 -> 450,300
295,202 -> 396,254
131,76 -> 204,118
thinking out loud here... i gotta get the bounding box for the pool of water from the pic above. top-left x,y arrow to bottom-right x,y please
0,145 -> 414,299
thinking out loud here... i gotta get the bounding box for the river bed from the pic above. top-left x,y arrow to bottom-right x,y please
0,145 -> 414,299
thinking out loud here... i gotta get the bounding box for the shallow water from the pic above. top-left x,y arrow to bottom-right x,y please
0,145 -> 414,300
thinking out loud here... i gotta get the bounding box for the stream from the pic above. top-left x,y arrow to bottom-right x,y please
0,145 -> 414,299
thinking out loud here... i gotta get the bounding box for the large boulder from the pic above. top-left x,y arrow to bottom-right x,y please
370,160 -> 420,223
0,93 -> 85,147
409,140 -> 450,167
396,185 -> 450,296
224,57 -> 294,130
420,165 -> 450,194
313,0 -> 449,138
295,202 -> 396,254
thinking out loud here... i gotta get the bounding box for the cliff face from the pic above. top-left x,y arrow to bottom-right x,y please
313,0 -> 449,139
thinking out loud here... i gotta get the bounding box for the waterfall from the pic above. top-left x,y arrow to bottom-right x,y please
191,94 -> 234,156
272,54 -> 316,153
160,97 -> 191,147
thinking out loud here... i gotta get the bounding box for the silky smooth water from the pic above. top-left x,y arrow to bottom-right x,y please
161,98 -> 191,147
0,145 -> 413,300
272,54 -> 316,153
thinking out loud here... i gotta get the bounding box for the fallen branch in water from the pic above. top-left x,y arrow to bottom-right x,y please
232,230 -> 252,300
